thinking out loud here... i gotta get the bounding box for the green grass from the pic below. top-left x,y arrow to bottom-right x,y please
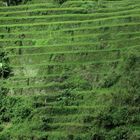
4,37 -> 140,50
0,7 -> 140,21
9,59 -> 122,69
1,0 -> 140,139
1,22 -> 139,35
0,14 -> 140,28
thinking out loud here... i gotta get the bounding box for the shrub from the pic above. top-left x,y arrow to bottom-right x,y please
55,0 -> 67,4
106,126 -> 131,140
2,0 -> 30,6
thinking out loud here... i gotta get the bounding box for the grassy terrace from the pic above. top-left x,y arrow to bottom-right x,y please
0,0 -> 140,140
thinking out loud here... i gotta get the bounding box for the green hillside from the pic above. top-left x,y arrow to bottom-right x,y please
0,0 -> 140,139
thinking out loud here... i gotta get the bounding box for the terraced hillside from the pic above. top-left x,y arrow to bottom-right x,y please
0,0 -> 140,139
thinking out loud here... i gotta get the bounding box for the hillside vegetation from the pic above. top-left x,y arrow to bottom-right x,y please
0,0 -> 140,140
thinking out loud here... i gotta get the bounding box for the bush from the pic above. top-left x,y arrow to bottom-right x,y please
2,0 -> 30,6
94,105 -> 135,130
0,51 -> 12,78
55,0 -> 67,4
106,126 -> 131,140
10,98 -> 33,122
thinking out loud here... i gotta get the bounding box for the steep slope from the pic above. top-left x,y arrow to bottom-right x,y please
0,0 -> 140,140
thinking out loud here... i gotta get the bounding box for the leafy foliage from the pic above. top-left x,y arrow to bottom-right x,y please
0,0 -> 140,139
2,0 -> 30,6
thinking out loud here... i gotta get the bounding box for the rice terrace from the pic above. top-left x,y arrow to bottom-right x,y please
0,0 -> 140,139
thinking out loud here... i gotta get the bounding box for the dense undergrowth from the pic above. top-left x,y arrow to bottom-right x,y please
0,0 -> 140,140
